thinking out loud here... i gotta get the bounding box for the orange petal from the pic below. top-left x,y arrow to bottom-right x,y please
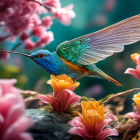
131,53 -> 139,64
94,101 -> 100,109
97,104 -> 104,118
134,92 -> 140,98
133,98 -> 140,111
47,79 -> 52,84
63,75 -> 69,80
50,75 -> 56,80
68,82 -> 80,91
50,79 -> 59,95
81,101 -> 89,111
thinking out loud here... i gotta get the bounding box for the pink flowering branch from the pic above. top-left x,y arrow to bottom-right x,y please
0,0 -> 75,59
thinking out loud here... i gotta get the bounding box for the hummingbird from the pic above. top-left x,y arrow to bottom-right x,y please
1,14 -> 140,86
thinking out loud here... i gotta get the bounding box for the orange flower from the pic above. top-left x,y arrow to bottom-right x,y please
75,101 -> 106,131
35,74 -> 81,112
126,93 -> 140,121
68,101 -> 118,140
47,74 -> 80,95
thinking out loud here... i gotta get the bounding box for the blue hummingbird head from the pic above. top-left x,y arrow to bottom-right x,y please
31,50 -> 52,61
0,49 -> 58,74
30,50 -> 57,74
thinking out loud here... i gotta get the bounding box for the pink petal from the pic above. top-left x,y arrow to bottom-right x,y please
135,55 -> 140,65
35,94 -> 50,104
106,113 -> 118,121
35,94 -> 59,110
24,39 -> 35,51
18,133 -> 33,140
95,128 -> 118,140
126,112 -> 140,121
0,79 -> 17,95
68,127 -> 93,140
2,116 -> 33,140
124,68 -> 140,80
56,89 -> 81,112
136,65 -> 140,72
45,95 -> 59,110
95,119 -> 112,134
0,94 -> 19,118
2,104 -> 25,133
68,117 -> 84,127
0,114 -> 4,129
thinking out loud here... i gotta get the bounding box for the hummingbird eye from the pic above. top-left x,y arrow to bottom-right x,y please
37,53 -> 45,58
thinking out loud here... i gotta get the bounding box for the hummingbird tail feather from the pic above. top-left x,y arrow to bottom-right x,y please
85,64 -> 123,86
100,70 -> 123,86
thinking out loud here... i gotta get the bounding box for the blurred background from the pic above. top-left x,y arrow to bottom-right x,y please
0,0 -> 140,113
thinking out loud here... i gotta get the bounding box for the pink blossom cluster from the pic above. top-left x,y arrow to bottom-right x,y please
0,79 -> 33,140
0,0 -> 75,53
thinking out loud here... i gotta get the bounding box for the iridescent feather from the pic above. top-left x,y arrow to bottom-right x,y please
56,14 -> 140,65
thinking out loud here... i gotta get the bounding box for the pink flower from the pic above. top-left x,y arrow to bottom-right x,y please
0,79 -> 33,140
20,32 -> 29,41
24,38 -> 35,51
35,31 -> 54,47
126,112 -> 140,121
35,74 -> 81,112
51,4 -> 76,25
0,52 -> 9,60
68,101 -> 118,140
0,0 -> 75,51
125,53 -> 140,80
44,0 -> 61,8
41,16 -> 53,29
35,89 -> 81,112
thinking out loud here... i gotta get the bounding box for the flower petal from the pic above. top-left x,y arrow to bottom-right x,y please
124,68 -> 140,80
1,116 -> 33,140
55,89 -> 81,111
35,94 -> 50,104
126,112 -> 140,121
95,128 -> 118,140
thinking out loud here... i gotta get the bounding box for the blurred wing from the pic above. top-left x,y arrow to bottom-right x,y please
56,14 -> 140,65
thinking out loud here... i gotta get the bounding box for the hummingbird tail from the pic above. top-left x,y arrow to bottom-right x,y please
99,70 -> 123,86
85,64 -> 123,87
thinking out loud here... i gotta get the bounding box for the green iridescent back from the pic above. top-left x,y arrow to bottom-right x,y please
56,39 -> 89,66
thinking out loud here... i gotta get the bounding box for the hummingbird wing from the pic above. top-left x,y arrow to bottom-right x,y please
56,14 -> 140,65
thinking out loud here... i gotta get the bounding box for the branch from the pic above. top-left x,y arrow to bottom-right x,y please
103,88 -> 140,105
11,42 -> 22,51
0,35 -> 11,42
27,0 -> 49,10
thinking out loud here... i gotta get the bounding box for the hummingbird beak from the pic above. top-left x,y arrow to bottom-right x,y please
0,50 -> 33,58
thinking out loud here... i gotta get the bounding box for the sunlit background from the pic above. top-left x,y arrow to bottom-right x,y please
0,0 -> 140,113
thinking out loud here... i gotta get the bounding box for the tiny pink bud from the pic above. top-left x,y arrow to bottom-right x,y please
41,16 -> 53,29
24,39 -> 35,51
0,52 -> 9,60
20,32 -> 29,41
32,26 -> 46,37
35,31 -> 54,48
